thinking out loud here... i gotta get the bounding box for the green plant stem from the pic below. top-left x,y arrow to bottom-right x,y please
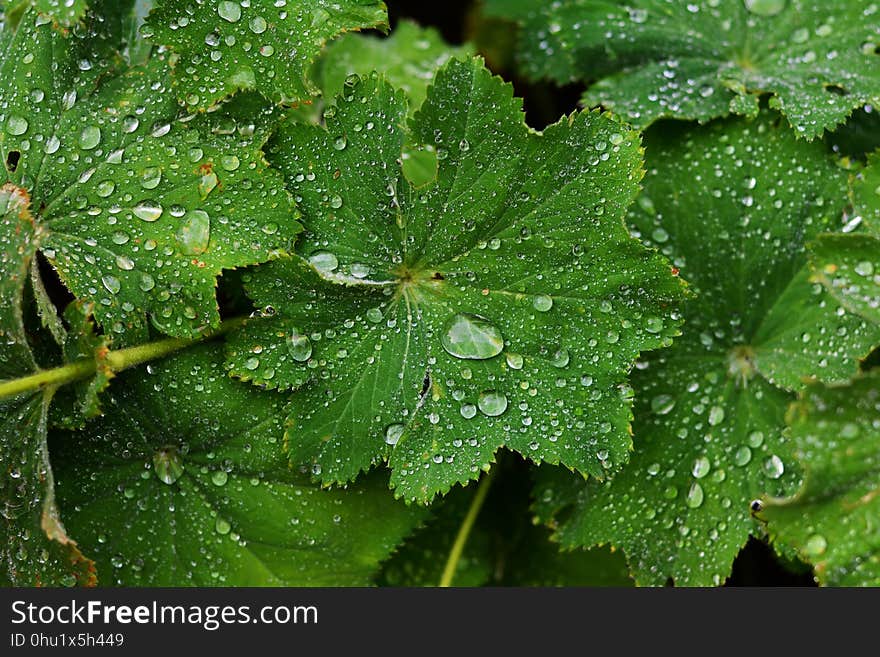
0,317 -> 245,400
438,468 -> 496,587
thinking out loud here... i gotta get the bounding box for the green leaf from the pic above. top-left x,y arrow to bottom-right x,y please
319,19 -> 474,110
52,344 -> 427,586
539,112 -> 880,586
761,372 -> 880,585
227,58 -> 686,501
484,0 -> 880,138
143,0 -> 389,110
1,11 -> 300,343
810,153 -> 880,325
1,0 -> 89,26
0,179 -> 95,586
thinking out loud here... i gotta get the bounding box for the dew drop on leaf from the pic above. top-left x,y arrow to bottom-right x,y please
133,201 -> 163,222
533,295 -> 553,312
286,329 -> 312,362
176,209 -> 211,255
441,313 -> 504,360
477,390 -> 508,417
309,251 -> 339,272
218,1 -> 241,23
384,423 -> 404,445
152,447 -> 184,485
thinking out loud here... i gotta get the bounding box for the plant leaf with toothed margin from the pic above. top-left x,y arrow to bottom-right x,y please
483,0 -> 880,138
810,152 -> 880,325
226,58 -> 686,502
319,19 -> 474,111
0,178 -> 95,587
52,345 -> 427,586
534,112 -> 880,586
1,0 -> 89,26
760,372 -> 880,586
0,10 -> 300,345
143,0 -> 389,111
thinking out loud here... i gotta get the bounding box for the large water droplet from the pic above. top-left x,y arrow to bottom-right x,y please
686,482 -> 704,508
803,533 -> 827,557
309,251 -> 338,272
744,0 -> 786,16
692,456 -> 711,479
211,470 -> 228,486
763,454 -> 784,479
133,200 -> 163,222
286,329 -> 312,362
218,1 -> 241,22
176,209 -> 210,255
441,313 -> 504,360
79,125 -> 101,150
651,394 -> 675,415
384,424 -> 404,445
153,446 -> 184,485
6,115 -> 28,136
477,391 -> 508,417
533,295 -> 553,312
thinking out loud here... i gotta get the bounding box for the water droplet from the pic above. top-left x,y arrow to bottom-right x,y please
460,403 -> 477,419
441,313 -> 504,360
763,454 -> 784,479
366,307 -> 383,323
804,533 -> 827,557
708,405 -> 725,426
152,447 -> 184,485
505,353 -> 524,370
333,135 -> 347,150
220,155 -> 240,171
122,115 -> 140,133
686,482 -> 704,508
176,209 -> 210,255
384,424 -> 404,445
329,195 -> 343,209
218,1 -> 241,22
551,348 -> 570,368
133,201 -> 163,222
211,470 -> 228,486
477,391 -> 508,417
286,329 -> 312,362
533,295 -> 553,312
651,394 -> 676,415
215,517 -> 231,535
96,180 -> 116,198
692,456 -> 711,479
249,16 -> 267,33
744,0 -> 786,17
79,125 -> 101,150
140,167 -> 162,189
855,261 -> 874,277
101,275 -> 120,295
734,446 -> 752,466
309,251 -> 338,272
747,430 -> 764,448
6,115 -> 28,136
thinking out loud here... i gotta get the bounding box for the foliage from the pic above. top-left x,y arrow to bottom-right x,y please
2,0 -> 880,588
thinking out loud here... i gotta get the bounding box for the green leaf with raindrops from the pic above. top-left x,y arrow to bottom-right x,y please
1,0 -> 89,26
143,0 -> 389,111
761,372 -> 880,585
483,0 -> 880,138
0,181 -> 95,587
810,152 -> 880,325
536,112 -> 880,586
1,10 -> 300,343
319,20 -> 475,111
226,57 -> 687,502
52,344 -> 428,586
